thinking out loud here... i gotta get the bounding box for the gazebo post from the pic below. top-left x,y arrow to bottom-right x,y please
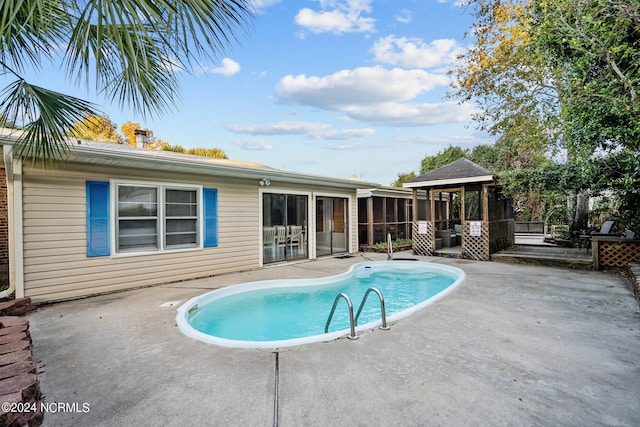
430,189 -> 436,251
482,183 -> 490,224
367,197 -> 374,246
483,184 -> 490,259
461,185 -> 466,252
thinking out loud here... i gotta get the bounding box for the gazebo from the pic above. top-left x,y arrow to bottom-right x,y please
403,158 -> 514,260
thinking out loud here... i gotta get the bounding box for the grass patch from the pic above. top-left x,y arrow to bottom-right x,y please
360,239 -> 413,253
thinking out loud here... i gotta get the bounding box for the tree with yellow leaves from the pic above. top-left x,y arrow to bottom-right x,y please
449,0 -> 561,155
120,121 -> 141,146
70,114 -> 120,143
70,114 -> 227,159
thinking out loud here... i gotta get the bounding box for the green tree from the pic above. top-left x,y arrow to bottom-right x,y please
537,0 -> 640,154
0,0 -> 254,161
186,146 -> 227,159
392,171 -> 417,187
451,0 -> 639,232
420,146 -> 467,174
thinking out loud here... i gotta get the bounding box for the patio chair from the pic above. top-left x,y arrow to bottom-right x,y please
288,225 -> 305,253
591,220 -> 621,237
454,224 -> 462,238
436,229 -> 453,247
580,220 -> 621,251
263,227 -> 277,254
275,226 -> 287,254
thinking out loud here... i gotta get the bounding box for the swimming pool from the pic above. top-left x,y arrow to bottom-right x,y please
176,261 -> 465,348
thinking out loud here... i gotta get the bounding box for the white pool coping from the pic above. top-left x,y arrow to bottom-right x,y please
176,260 -> 466,349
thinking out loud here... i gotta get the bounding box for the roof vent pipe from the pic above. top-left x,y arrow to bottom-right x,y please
134,129 -> 149,148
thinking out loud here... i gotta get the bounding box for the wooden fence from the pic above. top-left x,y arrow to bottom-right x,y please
514,221 -> 545,234
593,237 -> 640,269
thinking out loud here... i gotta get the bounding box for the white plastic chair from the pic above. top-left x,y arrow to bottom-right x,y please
276,226 -> 287,254
263,227 -> 277,254
288,225 -> 304,253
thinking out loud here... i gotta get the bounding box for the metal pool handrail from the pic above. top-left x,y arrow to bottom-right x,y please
324,293 -> 358,339
355,287 -> 390,330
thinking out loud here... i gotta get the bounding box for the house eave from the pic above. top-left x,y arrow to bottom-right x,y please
357,186 -> 414,199
403,175 -> 494,188
0,134 -> 378,190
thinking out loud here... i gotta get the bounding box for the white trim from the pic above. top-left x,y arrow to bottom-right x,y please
0,134 -> 377,190
110,179 -> 203,257
312,192 -> 352,255
403,175 -> 494,188
175,260 -> 466,349
357,187 -> 413,199
6,155 -> 23,298
258,188 -> 313,266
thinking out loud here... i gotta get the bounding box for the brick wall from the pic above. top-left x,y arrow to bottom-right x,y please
0,165 -> 8,285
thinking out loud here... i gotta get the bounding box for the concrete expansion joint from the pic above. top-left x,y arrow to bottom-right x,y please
273,349 -> 280,427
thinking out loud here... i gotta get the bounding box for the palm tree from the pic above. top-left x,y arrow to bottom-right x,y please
0,0 -> 254,161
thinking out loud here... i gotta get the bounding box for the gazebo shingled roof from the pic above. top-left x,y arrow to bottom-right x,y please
404,158 -> 493,187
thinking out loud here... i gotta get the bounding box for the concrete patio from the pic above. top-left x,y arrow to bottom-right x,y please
27,252 -> 640,426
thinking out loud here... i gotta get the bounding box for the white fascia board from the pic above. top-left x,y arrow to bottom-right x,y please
0,134 -> 379,190
403,175 -> 494,188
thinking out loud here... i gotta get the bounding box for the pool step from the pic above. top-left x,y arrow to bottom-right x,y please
491,250 -> 593,270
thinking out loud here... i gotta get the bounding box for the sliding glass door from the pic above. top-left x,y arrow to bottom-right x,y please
315,197 -> 348,256
262,193 -> 308,264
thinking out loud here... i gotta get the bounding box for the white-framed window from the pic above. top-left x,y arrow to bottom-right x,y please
113,181 -> 202,254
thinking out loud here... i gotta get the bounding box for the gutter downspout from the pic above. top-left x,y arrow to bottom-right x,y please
1,146 -> 23,299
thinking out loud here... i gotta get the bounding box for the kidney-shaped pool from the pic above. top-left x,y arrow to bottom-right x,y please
176,260 -> 465,348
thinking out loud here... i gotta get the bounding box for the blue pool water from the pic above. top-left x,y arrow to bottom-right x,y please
176,261 -> 465,348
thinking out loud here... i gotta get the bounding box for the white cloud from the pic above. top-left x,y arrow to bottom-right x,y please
253,0 -> 282,12
342,101 -> 477,126
395,9 -> 412,24
273,66 -> 472,126
371,36 -> 463,69
227,120 -> 374,140
207,58 -> 241,76
311,128 -> 375,140
232,139 -> 272,151
227,121 -> 330,135
295,0 -> 375,34
275,66 -> 449,109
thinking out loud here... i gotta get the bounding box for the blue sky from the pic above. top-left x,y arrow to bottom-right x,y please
26,0 -> 491,185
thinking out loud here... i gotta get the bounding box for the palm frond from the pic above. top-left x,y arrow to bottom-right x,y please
0,0 -> 255,162
0,0 -> 68,72
63,0 -> 255,118
0,79 -> 98,162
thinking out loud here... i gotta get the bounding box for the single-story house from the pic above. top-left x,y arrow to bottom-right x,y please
0,133 -> 377,302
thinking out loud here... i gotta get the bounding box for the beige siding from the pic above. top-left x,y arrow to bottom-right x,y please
19,163 -> 361,302
21,164 -> 260,302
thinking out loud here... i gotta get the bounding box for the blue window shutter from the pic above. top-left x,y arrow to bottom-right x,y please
86,181 -> 110,256
203,188 -> 218,247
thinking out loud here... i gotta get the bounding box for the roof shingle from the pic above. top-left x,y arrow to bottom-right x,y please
406,158 -> 493,184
